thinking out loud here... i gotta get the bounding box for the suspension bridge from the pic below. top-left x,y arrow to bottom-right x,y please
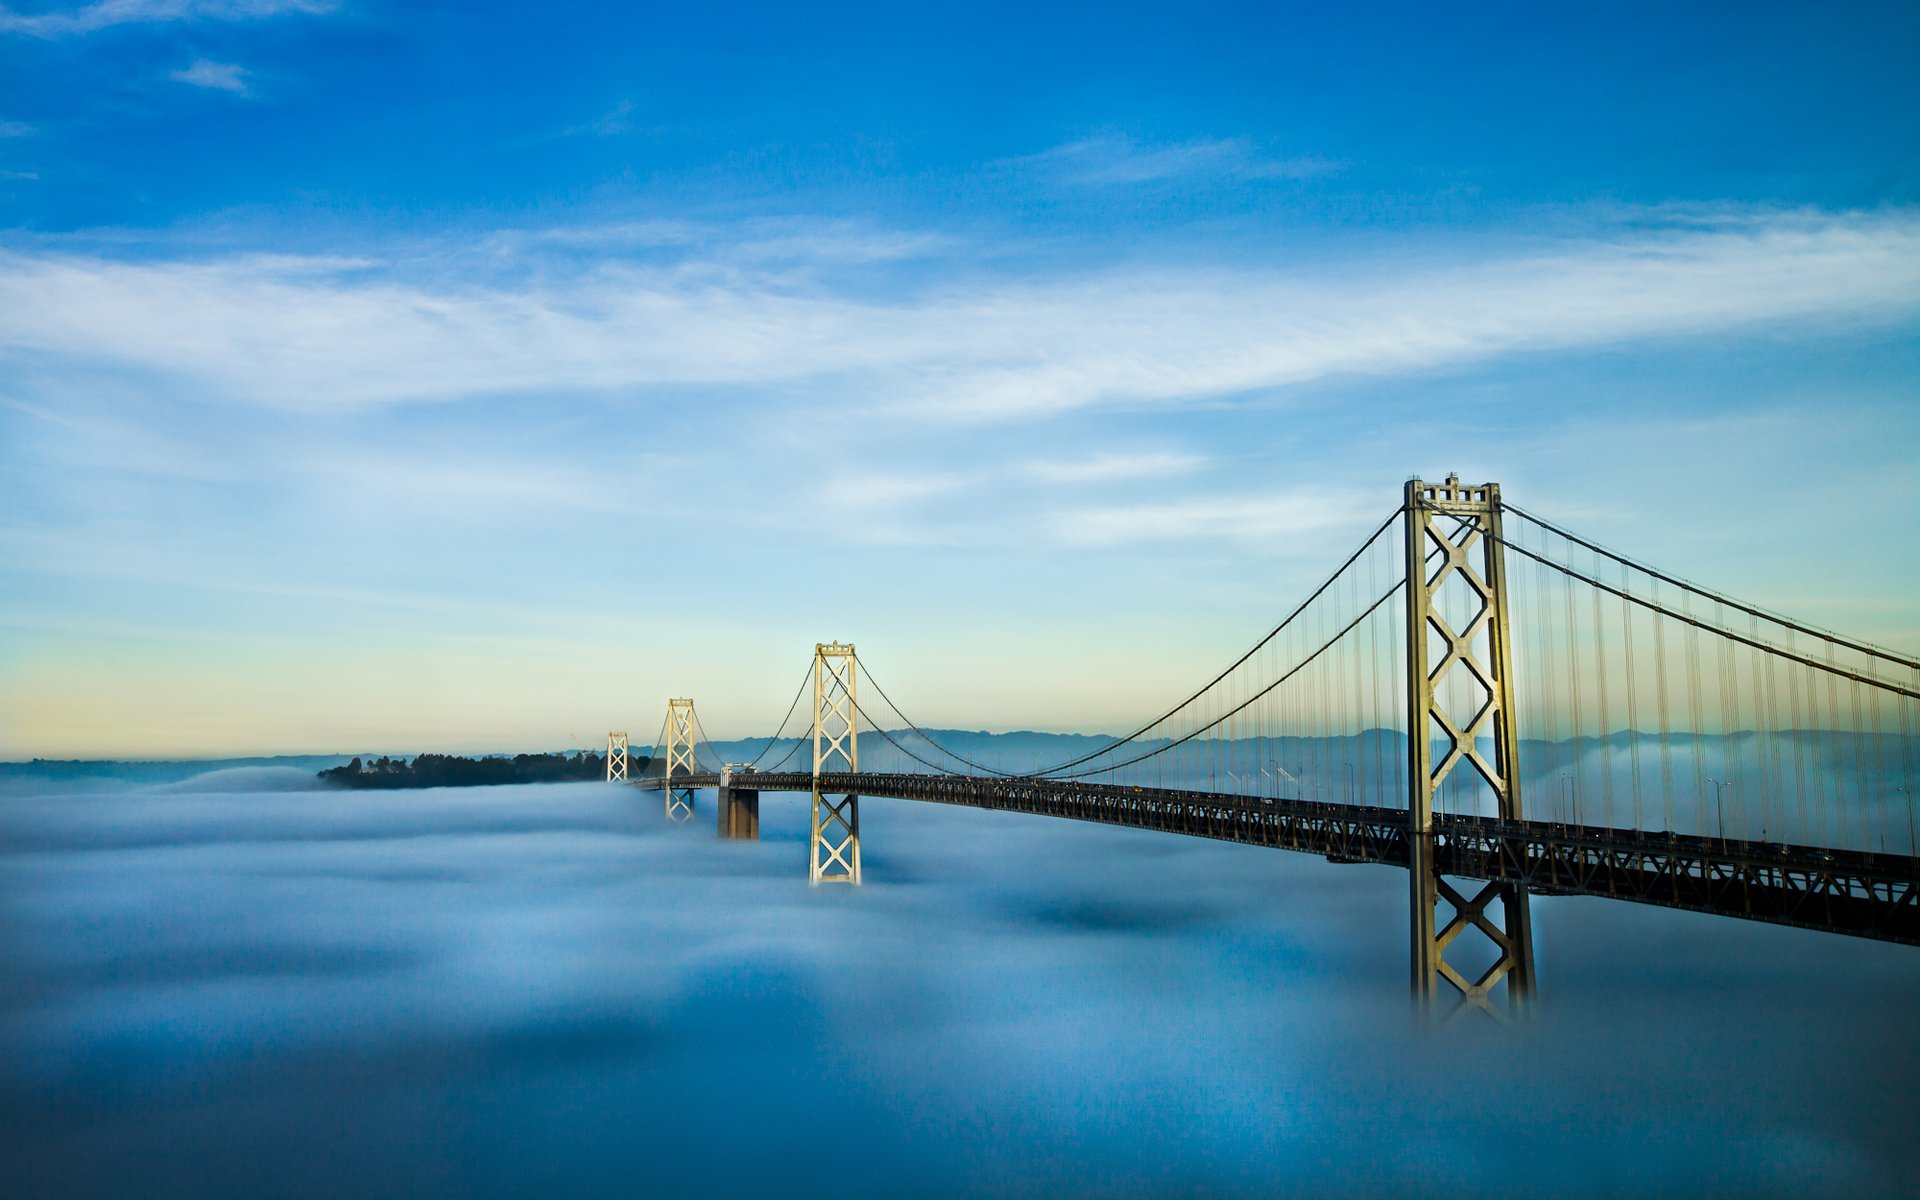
607,476 -> 1920,1018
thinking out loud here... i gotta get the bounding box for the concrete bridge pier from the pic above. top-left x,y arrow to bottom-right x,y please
718,766 -> 759,840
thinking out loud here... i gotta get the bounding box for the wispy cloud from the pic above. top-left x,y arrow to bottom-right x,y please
0,119 -> 34,137
1008,134 -> 1340,186
0,0 -> 331,37
1044,489 -> 1371,547
817,473 -> 968,511
300,453 -> 633,516
1020,452 -> 1207,484
521,219 -> 703,248
1,208 -> 1917,420
797,472 -> 976,546
170,58 -> 249,94
516,216 -> 951,265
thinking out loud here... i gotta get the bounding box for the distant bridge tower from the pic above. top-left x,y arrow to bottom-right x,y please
1404,475 -> 1535,1018
810,642 -> 861,884
665,698 -> 698,823
606,731 -> 628,782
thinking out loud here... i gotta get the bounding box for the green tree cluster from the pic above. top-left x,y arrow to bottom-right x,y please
317,751 -> 649,789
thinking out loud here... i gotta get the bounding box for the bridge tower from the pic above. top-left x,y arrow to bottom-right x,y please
810,642 -> 861,884
664,698 -> 698,823
605,731 -> 628,782
1403,475 -> 1535,1018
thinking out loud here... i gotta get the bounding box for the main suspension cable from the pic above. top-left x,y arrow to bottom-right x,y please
740,662 -> 818,769
857,660 -> 1030,778
638,713 -> 669,778
687,711 -> 731,772
756,735 -> 808,774
1047,578 -> 1407,781
1501,500 -> 1920,672
844,695 -> 979,775
1019,505 -> 1407,777
1487,525 -> 1920,701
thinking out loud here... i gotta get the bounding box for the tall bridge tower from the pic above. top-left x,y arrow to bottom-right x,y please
664,698 -> 698,823
1404,475 -> 1535,1017
614,471 -> 1920,1015
605,731 -> 628,782
810,642 -> 861,884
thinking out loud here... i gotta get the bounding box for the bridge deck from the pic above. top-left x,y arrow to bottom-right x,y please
639,771 -> 1920,945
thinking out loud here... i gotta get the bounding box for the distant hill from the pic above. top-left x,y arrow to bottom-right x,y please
0,755 -> 359,788
0,751 -> 622,792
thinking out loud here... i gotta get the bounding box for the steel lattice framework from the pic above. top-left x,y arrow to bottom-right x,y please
664,699 -> 697,823
624,474 -> 1920,1011
811,643 -> 861,884
605,731 -> 628,783
1404,475 -> 1534,1019
637,771 -> 1920,944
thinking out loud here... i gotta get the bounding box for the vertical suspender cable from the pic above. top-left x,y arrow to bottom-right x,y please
1591,544 -> 1616,829
1539,550 -> 1565,824
1722,600 -> 1747,839
1759,624 -> 1782,841
1683,590 -> 1708,838
1564,539 -> 1586,827
1749,614 -> 1771,839
1784,641 -> 1810,844
1651,575 -> 1675,834
1622,559 -> 1645,832
1829,647 -> 1850,850
1906,670 -> 1920,854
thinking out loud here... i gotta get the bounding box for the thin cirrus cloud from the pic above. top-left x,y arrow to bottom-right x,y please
0,207 -> 1917,420
808,456 -> 1218,548
1020,452 -> 1207,484
518,217 -> 952,265
1005,134 -> 1342,186
0,0 -> 331,36
1045,489 -> 1372,547
817,473 -> 969,511
170,58 -> 249,93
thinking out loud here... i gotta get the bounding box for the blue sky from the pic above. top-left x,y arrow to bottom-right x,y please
1,0 -> 1917,756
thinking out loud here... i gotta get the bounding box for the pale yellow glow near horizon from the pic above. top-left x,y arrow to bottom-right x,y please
0,625 -> 1210,760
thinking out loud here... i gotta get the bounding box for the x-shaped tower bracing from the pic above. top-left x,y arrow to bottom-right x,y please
811,643 -> 861,884
639,477 -> 1553,1013
605,731 -> 628,782
664,698 -> 698,823
1404,475 -> 1535,1020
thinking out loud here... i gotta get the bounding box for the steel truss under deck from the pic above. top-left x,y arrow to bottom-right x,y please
638,771 -> 1920,945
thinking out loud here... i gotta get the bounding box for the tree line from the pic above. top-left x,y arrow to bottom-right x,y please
317,750 -> 651,789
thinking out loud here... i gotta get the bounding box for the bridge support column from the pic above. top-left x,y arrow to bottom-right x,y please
717,765 -> 760,840
1404,476 -> 1535,1019
605,731 -> 628,782
665,698 -> 698,823
810,642 -> 861,884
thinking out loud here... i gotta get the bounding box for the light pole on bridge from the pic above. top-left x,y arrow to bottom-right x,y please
1707,778 -> 1731,848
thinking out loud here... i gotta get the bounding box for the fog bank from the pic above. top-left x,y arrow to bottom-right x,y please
2,778 -> 1915,1198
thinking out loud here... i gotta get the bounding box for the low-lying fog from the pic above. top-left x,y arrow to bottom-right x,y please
2,772 -> 1915,1198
